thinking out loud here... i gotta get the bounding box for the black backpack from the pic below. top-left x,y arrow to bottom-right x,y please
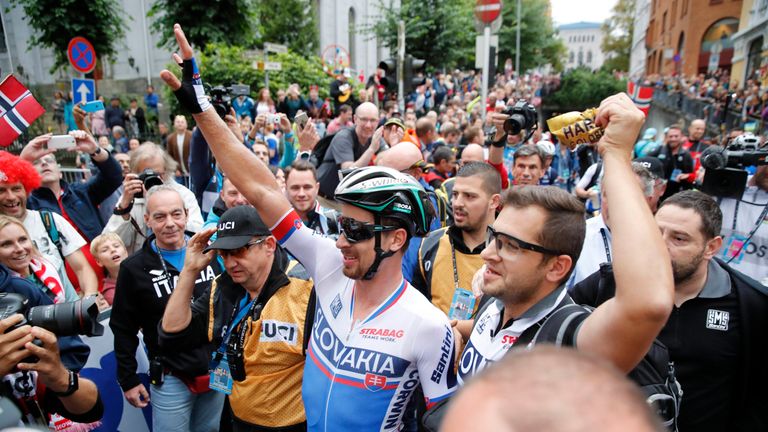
309,131 -> 337,168
423,293 -> 682,432
532,303 -> 681,431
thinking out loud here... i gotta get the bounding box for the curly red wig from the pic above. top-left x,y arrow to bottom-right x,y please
0,151 -> 41,194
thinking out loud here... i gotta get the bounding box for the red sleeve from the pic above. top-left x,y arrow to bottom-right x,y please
487,160 -> 509,189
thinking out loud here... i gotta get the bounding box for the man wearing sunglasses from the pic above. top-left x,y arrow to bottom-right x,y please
455,93 -> 674,385
159,206 -> 313,431
160,24 -> 456,432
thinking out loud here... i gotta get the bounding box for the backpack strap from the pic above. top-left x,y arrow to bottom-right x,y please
39,210 -> 64,260
303,288 -> 316,356
417,228 -> 447,300
531,303 -> 591,347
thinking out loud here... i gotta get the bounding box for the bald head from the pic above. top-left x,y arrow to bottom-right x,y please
443,347 -> 663,432
377,142 -> 424,172
461,144 -> 485,165
355,102 -> 378,118
688,119 -> 706,141
354,102 -> 379,143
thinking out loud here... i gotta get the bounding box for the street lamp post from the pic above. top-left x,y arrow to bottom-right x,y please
515,0 -> 521,75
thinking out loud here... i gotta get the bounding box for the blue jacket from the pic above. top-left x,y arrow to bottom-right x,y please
0,264 -> 89,370
27,153 -> 123,242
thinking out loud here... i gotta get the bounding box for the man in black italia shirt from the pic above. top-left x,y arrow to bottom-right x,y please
571,190 -> 768,432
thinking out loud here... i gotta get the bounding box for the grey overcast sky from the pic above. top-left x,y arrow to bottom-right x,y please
549,0 -> 619,26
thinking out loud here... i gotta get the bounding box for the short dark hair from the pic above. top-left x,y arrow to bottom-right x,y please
457,161 -> 501,196
503,186 -> 586,278
513,145 -> 544,167
339,104 -> 352,115
659,190 -> 722,240
463,126 -> 483,143
432,146 -> 454,165
415,117 -> 436,138
285,159 -> 318,182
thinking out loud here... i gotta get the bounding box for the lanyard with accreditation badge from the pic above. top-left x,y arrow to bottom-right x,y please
209,294 -> 256,394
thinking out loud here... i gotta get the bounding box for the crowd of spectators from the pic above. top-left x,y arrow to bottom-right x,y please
1,31 -> 767,430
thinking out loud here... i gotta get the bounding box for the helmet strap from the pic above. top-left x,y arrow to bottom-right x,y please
362,215 -> 395,280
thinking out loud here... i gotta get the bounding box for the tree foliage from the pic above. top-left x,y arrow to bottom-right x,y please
369,0 -> 476,71
161,44 -> 332,117
8,0 -> 125,72
601,0 -> 635,72
258,0 -> 319,57
545,67 -> 626,110
497,0 -> 566,73
148,0 -> 257,49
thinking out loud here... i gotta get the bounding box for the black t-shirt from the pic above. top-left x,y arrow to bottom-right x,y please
571,261 -> 742,432
659,290 -> 741,431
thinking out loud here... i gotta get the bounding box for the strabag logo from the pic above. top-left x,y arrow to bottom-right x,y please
706,309 -> 729,331
359,327 -> 405,341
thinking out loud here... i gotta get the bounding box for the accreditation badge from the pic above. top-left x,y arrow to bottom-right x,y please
448,288 -> 476,321
720,231 -> 749,264
209,353 -> 233,394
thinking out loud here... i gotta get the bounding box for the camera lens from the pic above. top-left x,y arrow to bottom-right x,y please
143,175 -> 164,191
504,114 -> 527,135
27,297 -> 104,337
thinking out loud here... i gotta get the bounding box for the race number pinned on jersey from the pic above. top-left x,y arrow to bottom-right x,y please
448,288 -> 476,320
721,232 -> 749,264
209,354 -> 233,394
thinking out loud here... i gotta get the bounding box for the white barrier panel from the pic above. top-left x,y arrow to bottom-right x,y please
79,313 -> 152,432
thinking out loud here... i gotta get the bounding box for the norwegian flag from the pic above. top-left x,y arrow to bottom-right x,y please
627,81 -> 654,116
0,75 -> 45,147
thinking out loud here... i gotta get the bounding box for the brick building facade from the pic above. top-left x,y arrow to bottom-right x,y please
645,0 -> 743,77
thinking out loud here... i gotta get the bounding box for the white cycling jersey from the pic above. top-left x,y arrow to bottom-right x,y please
458,287 -> 570,385
272,209 -> 456,431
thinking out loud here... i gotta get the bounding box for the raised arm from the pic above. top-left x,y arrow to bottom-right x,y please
159,24 -> 291,228
161,228 -> 215,333
576,93 -> 674,372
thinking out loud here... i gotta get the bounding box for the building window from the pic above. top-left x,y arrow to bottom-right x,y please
578,49 -> 584,66
709,0 -> 723,4
662,11 -> 667,32
569,51 -> 574,63
348,7 -> 356,70
681,0 -> 688,17
587,51 -> 593,63
671,0 -> 677,26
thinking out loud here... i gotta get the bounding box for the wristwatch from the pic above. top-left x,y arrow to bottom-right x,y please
90,146 -> 103,157
113,200 -> 134,215
51,370 -> 79,397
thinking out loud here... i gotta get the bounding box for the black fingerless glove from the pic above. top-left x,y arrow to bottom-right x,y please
173,58 -> 212,114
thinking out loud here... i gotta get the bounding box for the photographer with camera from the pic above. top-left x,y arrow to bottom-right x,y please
0,260 -> 103,427
103,142 -> 204,254
0,313 -> 103,427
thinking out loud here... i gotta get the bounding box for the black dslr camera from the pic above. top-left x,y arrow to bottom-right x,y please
700,133 -> 768,199
502,100 -> 538,135
135,168 -> 164,198
0,293 -> 104,337
208,84 -> 251,119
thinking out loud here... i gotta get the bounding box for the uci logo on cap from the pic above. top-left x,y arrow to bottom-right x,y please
218,221 -> 235,231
